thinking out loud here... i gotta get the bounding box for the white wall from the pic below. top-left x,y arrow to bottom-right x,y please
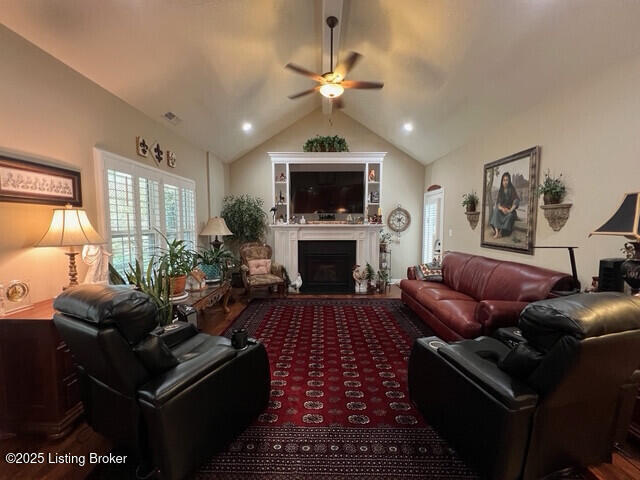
425,52 -> 640,289
229,109 -> 426,279
0,25 -> 224,302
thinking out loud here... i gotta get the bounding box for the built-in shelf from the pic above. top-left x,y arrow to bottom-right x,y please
270,152 -> 386,226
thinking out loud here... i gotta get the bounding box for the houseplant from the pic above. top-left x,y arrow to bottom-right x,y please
303,135 -> 349,153
537,170 -> 566,205
365,263 -> 376,294
461,191 -> 479,212
220,195 -> 268,251
126,258 -> 173,326
197,245 -> 237,281
157,231 -> 197,296
377,268 -> 390,294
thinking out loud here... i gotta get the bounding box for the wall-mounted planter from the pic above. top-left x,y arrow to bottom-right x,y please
540,203 -> 572,232
465,211 -> 480,230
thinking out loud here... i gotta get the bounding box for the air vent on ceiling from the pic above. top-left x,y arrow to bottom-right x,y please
162,111 -> 182,125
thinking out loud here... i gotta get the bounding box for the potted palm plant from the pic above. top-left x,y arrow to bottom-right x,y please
365,263 -> 376,294
157,231 -> 197,296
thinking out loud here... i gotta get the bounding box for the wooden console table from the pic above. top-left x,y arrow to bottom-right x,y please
174,281 -> 231,326
0,300 -> 83,439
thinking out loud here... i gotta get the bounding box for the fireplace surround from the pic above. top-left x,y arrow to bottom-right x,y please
298,240 -> 356,293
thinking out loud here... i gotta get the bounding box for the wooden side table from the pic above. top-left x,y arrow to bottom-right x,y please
174,281 -> 231,327
0,300 -> 83,439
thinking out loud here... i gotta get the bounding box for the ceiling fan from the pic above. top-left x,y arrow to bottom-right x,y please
285,16 -> 383,108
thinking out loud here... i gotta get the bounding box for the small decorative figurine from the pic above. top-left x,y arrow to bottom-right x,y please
279,190 -> 285,203
300,215 -> 307,224
368,168 -> 376,182
278,172 -> 287,182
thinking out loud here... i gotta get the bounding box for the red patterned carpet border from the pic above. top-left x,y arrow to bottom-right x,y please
196,298 -> 479,479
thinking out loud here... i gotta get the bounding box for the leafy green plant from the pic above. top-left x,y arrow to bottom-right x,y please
365,263 -> 376,281
221,195 -> 268,248
157,230 -> 197,277
537,170 -> 566,204
197,246 -> 237,280
125,258 -> 173,326
303,135 -> 349,152
461,191 -> 479,212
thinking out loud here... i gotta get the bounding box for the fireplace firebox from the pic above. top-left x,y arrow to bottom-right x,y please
298,241 -> 356,293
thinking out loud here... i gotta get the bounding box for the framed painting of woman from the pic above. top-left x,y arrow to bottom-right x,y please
481,146 -> 540,255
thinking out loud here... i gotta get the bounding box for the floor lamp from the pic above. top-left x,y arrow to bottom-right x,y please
590,192 -> 640,295
36,205 -> 104,290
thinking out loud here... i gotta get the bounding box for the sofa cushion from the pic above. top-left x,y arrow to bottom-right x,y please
247,273 -> 284,287
400,279 -> 449,299
441,252 -> 473,290
416,287 -> 475,303
457,256 -> 501,300
428,299 -> 482,339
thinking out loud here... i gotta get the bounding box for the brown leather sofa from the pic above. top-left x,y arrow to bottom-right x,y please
400,251 -> 574,340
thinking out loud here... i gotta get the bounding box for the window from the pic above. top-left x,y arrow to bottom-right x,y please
423,189 -> 444,264
96,149 -> 197,277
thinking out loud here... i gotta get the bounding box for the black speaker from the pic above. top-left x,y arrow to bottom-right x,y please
598,258 -> 625,292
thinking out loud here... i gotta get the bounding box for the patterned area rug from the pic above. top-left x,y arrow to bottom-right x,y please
195,298 -> 480,479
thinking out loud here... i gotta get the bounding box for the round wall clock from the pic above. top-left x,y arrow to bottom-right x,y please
387,207 -> 411,233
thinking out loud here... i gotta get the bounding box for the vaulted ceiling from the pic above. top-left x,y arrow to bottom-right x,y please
2,0 -> 640,164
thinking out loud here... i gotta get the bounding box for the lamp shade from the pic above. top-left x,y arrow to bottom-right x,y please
200,217 -> 233,237
590,193 -> 640,240
37,206 -> 104,247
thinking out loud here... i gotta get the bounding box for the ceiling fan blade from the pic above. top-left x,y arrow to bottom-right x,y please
341,80 -> 384,90
285,63 -> 324,83
331,97 -> 344,109
288,86 -> 320,100
334,51 -> 362,80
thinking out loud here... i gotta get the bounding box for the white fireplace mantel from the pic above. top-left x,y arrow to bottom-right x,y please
271,224 -> 383,280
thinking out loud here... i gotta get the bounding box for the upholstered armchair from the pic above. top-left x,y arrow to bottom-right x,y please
239,242 -> 285,297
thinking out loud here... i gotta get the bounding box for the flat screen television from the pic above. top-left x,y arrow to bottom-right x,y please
290,171 -> 364,214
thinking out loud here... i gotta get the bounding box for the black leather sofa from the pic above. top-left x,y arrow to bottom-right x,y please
52,284 -> 270,480
408,292 -> 640,480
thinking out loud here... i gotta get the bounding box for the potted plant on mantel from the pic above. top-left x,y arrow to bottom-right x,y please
303,135 -> 349,152
462,191 -> 480,230
157,231 -> 197,296
537,170 -> 572,232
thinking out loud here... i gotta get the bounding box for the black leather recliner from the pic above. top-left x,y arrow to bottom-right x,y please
52,284 -> 270,480
408,292 -> 640,480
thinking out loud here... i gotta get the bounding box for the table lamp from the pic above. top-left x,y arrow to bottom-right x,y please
36,205 -> 104,289
590,192 -> 640,295
200,217 -> 232,250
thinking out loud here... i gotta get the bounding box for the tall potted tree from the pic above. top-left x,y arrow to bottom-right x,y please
221,195 -> 268,286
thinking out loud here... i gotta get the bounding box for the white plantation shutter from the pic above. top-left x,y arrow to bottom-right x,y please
107,169 -> 137,275
422,190 -> 444,264
98,151 -> 197,278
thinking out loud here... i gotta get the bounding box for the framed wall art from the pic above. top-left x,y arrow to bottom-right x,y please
481,146 -> 540,255
0,154 -> 82,206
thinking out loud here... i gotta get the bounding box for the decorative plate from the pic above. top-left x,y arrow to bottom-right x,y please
387,207 -> 411,233
6,280 -> 29,302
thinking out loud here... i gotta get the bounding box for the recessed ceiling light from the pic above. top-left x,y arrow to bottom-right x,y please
242,122 -> 252,132
403,122 -> 414,132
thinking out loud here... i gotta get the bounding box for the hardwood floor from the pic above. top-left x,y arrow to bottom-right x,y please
2,285 -> 638,480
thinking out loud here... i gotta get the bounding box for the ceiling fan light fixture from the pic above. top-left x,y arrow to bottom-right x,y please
319,83 -> 344,98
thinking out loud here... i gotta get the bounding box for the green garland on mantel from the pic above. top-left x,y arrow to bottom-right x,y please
303,135 -> 349,152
